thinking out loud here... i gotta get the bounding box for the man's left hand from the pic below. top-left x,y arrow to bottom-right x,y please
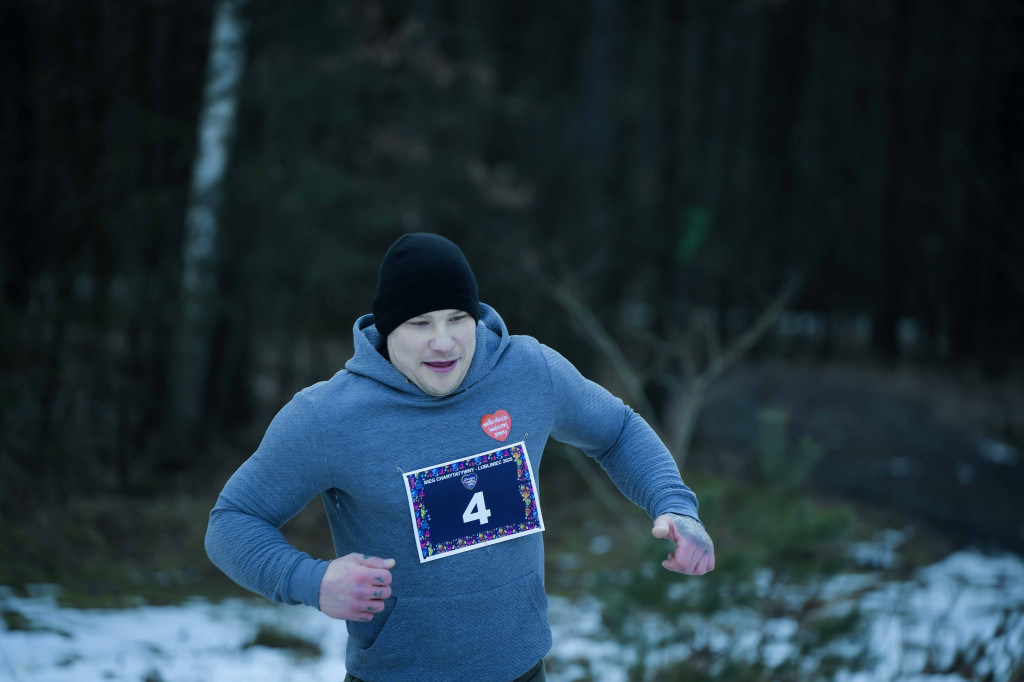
651,513 -> 715,575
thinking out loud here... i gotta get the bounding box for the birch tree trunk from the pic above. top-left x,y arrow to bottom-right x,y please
171,0 -> 247,458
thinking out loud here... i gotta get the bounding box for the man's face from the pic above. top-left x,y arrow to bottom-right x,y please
386,309 -> 476,396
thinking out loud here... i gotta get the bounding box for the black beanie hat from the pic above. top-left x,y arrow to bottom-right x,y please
372,233 -> 480,338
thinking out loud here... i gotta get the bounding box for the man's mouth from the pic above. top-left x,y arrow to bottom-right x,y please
423,359 -> 457,374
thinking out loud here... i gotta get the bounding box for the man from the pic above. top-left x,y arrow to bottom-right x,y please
206,233 -> 715,682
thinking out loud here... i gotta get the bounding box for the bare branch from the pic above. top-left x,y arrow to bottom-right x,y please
549,284 -> 659,421
528,250 -> 801,472
712,273 -> 803,379
522,256 -> 664,438
671,272 -> 802,467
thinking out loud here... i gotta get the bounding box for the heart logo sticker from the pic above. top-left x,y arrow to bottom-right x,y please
480,409 -> 511,442
461,473 -> 478,490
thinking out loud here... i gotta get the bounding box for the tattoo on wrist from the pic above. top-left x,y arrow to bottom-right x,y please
671,514 -> 713,552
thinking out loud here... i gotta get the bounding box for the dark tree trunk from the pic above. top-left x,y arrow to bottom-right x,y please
874,0 -> 914,360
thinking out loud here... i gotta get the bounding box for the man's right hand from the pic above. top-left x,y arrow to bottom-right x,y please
318,553 -> 395,621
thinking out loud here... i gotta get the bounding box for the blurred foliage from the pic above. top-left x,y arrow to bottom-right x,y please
244,622 -> 323,660
573,470 -> 864,680
0,492 -> 248,607
586,473 -> 857,618
2,0 -> 1023,535
675,208 -> 712,264
1,607 -> 37,633
756,407 -> 825,490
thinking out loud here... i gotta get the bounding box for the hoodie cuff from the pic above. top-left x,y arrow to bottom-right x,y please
653,493 -> 702,526
286,555 -> 331,609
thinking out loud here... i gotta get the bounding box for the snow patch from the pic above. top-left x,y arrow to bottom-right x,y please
2,550 -> 1022,681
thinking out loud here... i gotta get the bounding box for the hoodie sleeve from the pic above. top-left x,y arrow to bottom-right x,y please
540,344 -> 700,523
205,393 -> 332,608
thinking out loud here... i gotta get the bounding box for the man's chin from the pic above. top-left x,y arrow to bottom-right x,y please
415,371 -> 465,397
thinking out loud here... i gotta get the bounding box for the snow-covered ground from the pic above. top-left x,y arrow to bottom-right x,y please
2,550 -> 1022,681
547,550 -> 1024,681
0,592 -> 347,682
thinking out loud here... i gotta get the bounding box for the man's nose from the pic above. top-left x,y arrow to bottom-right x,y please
429,326 -> 455,351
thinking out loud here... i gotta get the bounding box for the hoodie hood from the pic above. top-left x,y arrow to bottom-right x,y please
346,302 -> 510,397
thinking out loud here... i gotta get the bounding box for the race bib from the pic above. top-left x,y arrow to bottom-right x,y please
403,441 -> 544,562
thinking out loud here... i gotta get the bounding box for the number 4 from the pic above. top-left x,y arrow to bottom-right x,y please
462,491 -> 492,526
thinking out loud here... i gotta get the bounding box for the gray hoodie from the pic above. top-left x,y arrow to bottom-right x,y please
206,303 -> 700,681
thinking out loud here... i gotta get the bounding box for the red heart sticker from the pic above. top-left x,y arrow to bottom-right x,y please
480,409 -> 511,442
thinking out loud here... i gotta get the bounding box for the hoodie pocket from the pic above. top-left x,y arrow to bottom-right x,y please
349,568 -> 550,675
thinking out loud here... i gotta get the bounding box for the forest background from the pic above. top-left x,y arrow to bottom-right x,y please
1,0 -> 1023,663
